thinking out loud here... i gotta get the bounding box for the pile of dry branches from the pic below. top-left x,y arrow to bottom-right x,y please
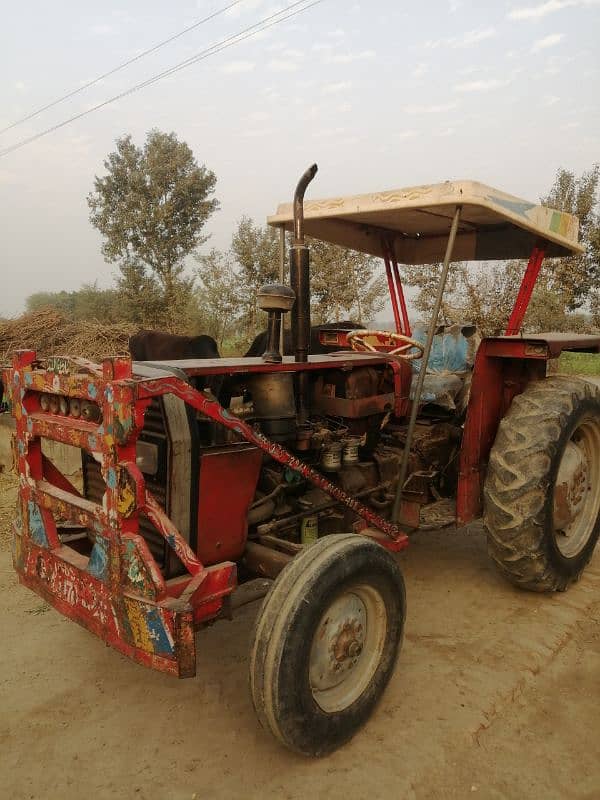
0,308 -> 137,363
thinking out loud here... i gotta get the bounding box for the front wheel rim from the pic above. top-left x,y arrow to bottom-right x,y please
553,414 -> 600,558
308,583 -> 388,713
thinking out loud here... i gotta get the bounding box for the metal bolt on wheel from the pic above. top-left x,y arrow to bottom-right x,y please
249,534 -> 405,756
309,584 -> 388,713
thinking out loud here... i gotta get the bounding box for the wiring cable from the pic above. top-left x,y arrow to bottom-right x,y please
0,0 -> 325,158
0,0 -> 247,134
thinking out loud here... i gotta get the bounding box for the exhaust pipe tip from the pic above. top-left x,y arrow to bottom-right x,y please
293,163 -> 318,245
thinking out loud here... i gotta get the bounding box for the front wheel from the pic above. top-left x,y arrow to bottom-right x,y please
484,376 -> 600,591
249,534 -> 406,756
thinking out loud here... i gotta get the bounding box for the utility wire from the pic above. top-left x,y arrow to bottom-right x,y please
0,0 -> 324,159
0,0 -> 247,135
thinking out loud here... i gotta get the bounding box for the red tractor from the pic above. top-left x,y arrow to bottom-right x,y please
4,166 -> 600,756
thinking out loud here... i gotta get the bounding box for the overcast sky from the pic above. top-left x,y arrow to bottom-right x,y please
1,0 -> 599,317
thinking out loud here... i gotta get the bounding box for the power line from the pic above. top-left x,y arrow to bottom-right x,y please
0,0 -> 324,159
0,0 -> 247,135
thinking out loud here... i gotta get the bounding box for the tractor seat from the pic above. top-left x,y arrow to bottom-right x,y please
409,323 -> 480,414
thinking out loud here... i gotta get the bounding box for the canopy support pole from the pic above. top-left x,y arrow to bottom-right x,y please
392,206 -> 462,524
382,238 -> 411,336
505,243 -> 545,335
279,225 -> 286,353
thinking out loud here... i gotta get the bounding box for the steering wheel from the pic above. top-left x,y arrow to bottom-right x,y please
347,329 -> 425,361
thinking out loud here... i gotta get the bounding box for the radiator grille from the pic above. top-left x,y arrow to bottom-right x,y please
82,396 -> 171,572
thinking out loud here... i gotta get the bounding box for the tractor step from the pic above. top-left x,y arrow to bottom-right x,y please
419,498 -> 456,530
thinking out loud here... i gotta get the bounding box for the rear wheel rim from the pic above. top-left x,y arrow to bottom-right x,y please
553,414 -> 600,558
309,583 -> 388,713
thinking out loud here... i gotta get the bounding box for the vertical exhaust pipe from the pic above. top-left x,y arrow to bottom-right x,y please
290,163 -> 318,423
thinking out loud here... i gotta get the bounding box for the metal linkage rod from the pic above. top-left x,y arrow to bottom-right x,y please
279,225 -> 286,354
392,205 -> 462,524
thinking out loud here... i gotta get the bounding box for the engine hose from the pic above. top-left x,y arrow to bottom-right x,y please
370,493 -> 391,510
250,484 -> 285,510
248,500 -> 276,526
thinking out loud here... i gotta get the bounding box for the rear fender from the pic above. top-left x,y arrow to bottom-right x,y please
457,338 -> 546,524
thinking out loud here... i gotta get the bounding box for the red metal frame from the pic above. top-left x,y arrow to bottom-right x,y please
456,338 -> 546,524
382,238 -> 411,337
6,351 -> 237,679
505,244 -> 546,335
4,348 -> 411,679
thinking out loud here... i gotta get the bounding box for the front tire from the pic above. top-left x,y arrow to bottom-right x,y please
249,534 -> 406,756
484,376 -> 600,591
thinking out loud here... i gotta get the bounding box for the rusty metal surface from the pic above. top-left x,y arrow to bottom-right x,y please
3,347 -> 411,680
489,333 -> 600,357
4,351 -> 238,678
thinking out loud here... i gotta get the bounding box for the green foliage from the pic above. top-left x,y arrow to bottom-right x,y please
402,165 -> 600,335
540,165 -> 600,310
87,129 -> 218,330
557,352 -> 600,376
26,284 -> 122,322
230,217 -> 280,338
193,249 -> 242,348
308,238 -> 387,324
193,219 -> 388,350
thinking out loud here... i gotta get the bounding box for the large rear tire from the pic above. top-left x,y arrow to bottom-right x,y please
484,376 -> 600,591
249,534 -> 406,756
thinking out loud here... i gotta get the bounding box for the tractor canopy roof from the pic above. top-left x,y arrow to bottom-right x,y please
267,179 -> 584,264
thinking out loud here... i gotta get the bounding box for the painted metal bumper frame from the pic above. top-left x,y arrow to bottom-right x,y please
5,350 -> 408,679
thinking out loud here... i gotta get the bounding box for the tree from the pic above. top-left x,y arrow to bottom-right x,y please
230,217 -> 280,338
308,238 -> 387,324
225,218 -> 387,342
194,249 -> 242,349
87,129 -> 218,330
26,284 -> 123,322
401,165 -> 600,334
539,165 -> 600,310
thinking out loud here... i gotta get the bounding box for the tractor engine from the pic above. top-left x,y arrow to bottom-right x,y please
225,356 -> 462,548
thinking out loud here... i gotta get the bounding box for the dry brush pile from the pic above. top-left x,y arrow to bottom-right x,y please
0,308 -> 137,364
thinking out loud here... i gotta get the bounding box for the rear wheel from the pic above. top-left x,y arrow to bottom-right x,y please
249,534 -> 406,756
484,376 -> 600,591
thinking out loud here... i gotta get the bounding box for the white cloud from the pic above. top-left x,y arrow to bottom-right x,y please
248,110 -> 271,122
14,81 -> 26,91
402,102 -> 458,114
412,62 -> 428,78
458,65 -> 488,75
242,127 -> 275,138
312,127 -> 347,138
90,23 -> 114,35
542,94 -> 561,105
328,28 -> 346,38
268,59 -> 299,72
454,78 -> 510,92
397,130 -> 418,139
224,0 -> 266,18
282,48 -> 305,59
325,50 -> 376,64
321,81 -> 353,94
425,27 -> 496,48
508,0 -> 599,21
531,33 -> 564,51
221,60 -> 255,74
561,120 -> 581,129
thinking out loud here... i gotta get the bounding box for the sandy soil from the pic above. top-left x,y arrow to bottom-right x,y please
1,469 -> 599,800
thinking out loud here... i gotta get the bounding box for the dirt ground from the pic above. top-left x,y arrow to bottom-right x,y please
1,470 -> 599,800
